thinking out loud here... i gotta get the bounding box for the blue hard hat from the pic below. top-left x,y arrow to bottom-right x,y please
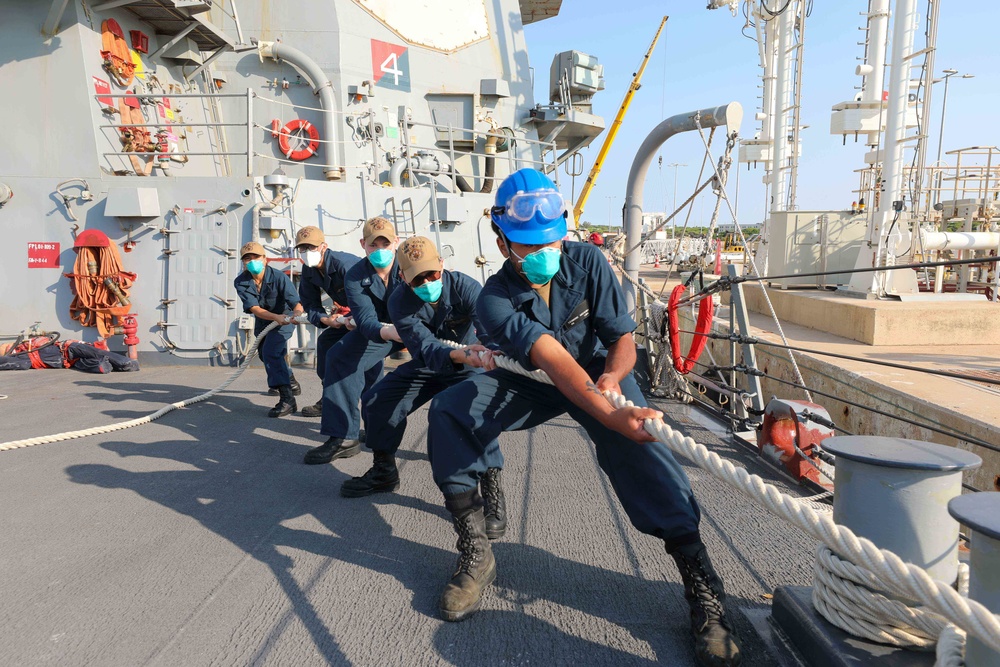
491,168 -> 567,244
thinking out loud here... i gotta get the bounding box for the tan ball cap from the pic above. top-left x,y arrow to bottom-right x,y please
397,236 -> 442,283
240,241 -> 265,259
363,216 -> 397,246
295,226 -> 325,248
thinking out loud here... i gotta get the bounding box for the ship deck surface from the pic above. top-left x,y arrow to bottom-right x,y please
0,364 -> 816,666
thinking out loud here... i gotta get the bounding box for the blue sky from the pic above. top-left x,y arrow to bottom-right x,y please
523,1 -> 998,228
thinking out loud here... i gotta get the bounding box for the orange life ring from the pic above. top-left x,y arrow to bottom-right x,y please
277,119 -> 320,161
667,284 -> 714,375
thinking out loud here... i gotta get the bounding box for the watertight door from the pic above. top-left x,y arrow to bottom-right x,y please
163,207 -> 236,353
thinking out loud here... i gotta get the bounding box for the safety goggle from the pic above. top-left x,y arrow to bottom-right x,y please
491,189 -> 566,223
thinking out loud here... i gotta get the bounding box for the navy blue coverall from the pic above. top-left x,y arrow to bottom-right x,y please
234,265 -> 300,388
298,249 -> 356,382
319,256 -> 404,440
362,270 -> 502,469
428,241 -> 701,546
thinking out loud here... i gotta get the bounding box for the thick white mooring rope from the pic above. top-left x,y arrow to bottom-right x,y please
0,321 -> 282,452
4,324 -> 993,661
447,341 -> 999,659
935,565 -> 970,665
813,545 -> 946,648
607,241 -> 978,662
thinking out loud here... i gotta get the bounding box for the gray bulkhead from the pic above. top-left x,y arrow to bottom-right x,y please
0,0 -> 583,363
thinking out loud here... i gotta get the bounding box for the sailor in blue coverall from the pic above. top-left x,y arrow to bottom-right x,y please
233,241 -> 304,418
302,217 -> 405,465
426,169 -> 741,667
340,236 -> 508,537
293,225 -> 363,419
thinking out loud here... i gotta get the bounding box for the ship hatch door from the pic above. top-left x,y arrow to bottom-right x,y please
163,208 -> 236,351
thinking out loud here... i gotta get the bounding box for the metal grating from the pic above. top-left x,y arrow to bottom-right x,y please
517,0 -> 562,25
121,1 -> 233,51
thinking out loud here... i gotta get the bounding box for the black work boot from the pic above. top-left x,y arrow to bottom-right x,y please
289,373 -> 302,397
300,400 -> 323,418
340,451 -> 400,497
390,348 -> 411,362
303,437 -> 361,464
440,492 -> 496,622
669,541 -> 742,667
267,386 -> 279,396
268,385 -> 297,418
480,467 -> 507,540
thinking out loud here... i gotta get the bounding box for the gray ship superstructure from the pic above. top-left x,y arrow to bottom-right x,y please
0,0 -> 605,362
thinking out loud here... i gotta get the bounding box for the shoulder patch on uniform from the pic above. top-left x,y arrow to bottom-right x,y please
563,299 -> 591,330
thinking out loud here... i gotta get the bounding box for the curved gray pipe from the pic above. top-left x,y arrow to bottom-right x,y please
388,157 -> 410,187
258,41 -> 340,180
389,154 -> 472,192
623,103 -> 743,313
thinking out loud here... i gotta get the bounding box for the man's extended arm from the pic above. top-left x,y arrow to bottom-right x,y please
528,334 -> 659,443
594,332 -> 637,396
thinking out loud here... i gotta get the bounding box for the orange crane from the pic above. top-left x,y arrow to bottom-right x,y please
573,16 -> 668,226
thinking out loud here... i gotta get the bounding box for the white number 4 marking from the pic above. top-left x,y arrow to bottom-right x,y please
380,52 -> 402,85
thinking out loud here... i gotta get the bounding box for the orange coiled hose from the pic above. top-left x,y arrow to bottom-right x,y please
65,243 -> 136,339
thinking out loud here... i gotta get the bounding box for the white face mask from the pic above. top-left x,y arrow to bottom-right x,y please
300,249 -> 323,268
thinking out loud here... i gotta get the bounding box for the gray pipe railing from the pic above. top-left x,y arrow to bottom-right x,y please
623,103 -> 743,312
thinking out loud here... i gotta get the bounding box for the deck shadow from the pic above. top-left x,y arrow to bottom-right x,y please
63,426 -> 764,664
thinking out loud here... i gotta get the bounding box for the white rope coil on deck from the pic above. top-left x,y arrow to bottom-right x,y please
0,321 -> 281,452
813,546 -> 950,649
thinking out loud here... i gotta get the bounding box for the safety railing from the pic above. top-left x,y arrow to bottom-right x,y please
400,119 -> 559,194
96,91 -> 252,177
98,86 -> 563,187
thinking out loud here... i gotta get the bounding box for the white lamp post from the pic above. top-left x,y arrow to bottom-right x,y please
666,162 -> 686,238
933,69 -> 974,203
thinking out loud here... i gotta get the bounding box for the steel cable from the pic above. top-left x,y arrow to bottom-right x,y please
696,357 -> 1000,455
686,330 -> 1000,387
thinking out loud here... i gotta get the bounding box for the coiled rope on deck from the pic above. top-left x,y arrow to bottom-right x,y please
0,321 -> 282,452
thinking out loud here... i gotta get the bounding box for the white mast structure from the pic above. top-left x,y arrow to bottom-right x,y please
842,0 -> 922,296
709,0 -> 808,274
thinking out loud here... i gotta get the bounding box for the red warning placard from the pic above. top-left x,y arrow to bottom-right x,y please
28,242 -> 60,268
93,76 -> 112,106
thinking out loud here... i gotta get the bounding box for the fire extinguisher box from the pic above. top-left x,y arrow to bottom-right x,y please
130,30 -> 149,54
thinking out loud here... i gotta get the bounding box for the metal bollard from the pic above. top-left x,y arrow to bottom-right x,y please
948,492 -> 1000,666
823,436 -> 981,586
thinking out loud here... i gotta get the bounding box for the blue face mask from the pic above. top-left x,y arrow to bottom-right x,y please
513,246 -> 561,285
413,279 -> 443,303
246,259 -> 265,275
369,248 -> 394,269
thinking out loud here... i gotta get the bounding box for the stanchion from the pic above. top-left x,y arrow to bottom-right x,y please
948,492 -> 1000,666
